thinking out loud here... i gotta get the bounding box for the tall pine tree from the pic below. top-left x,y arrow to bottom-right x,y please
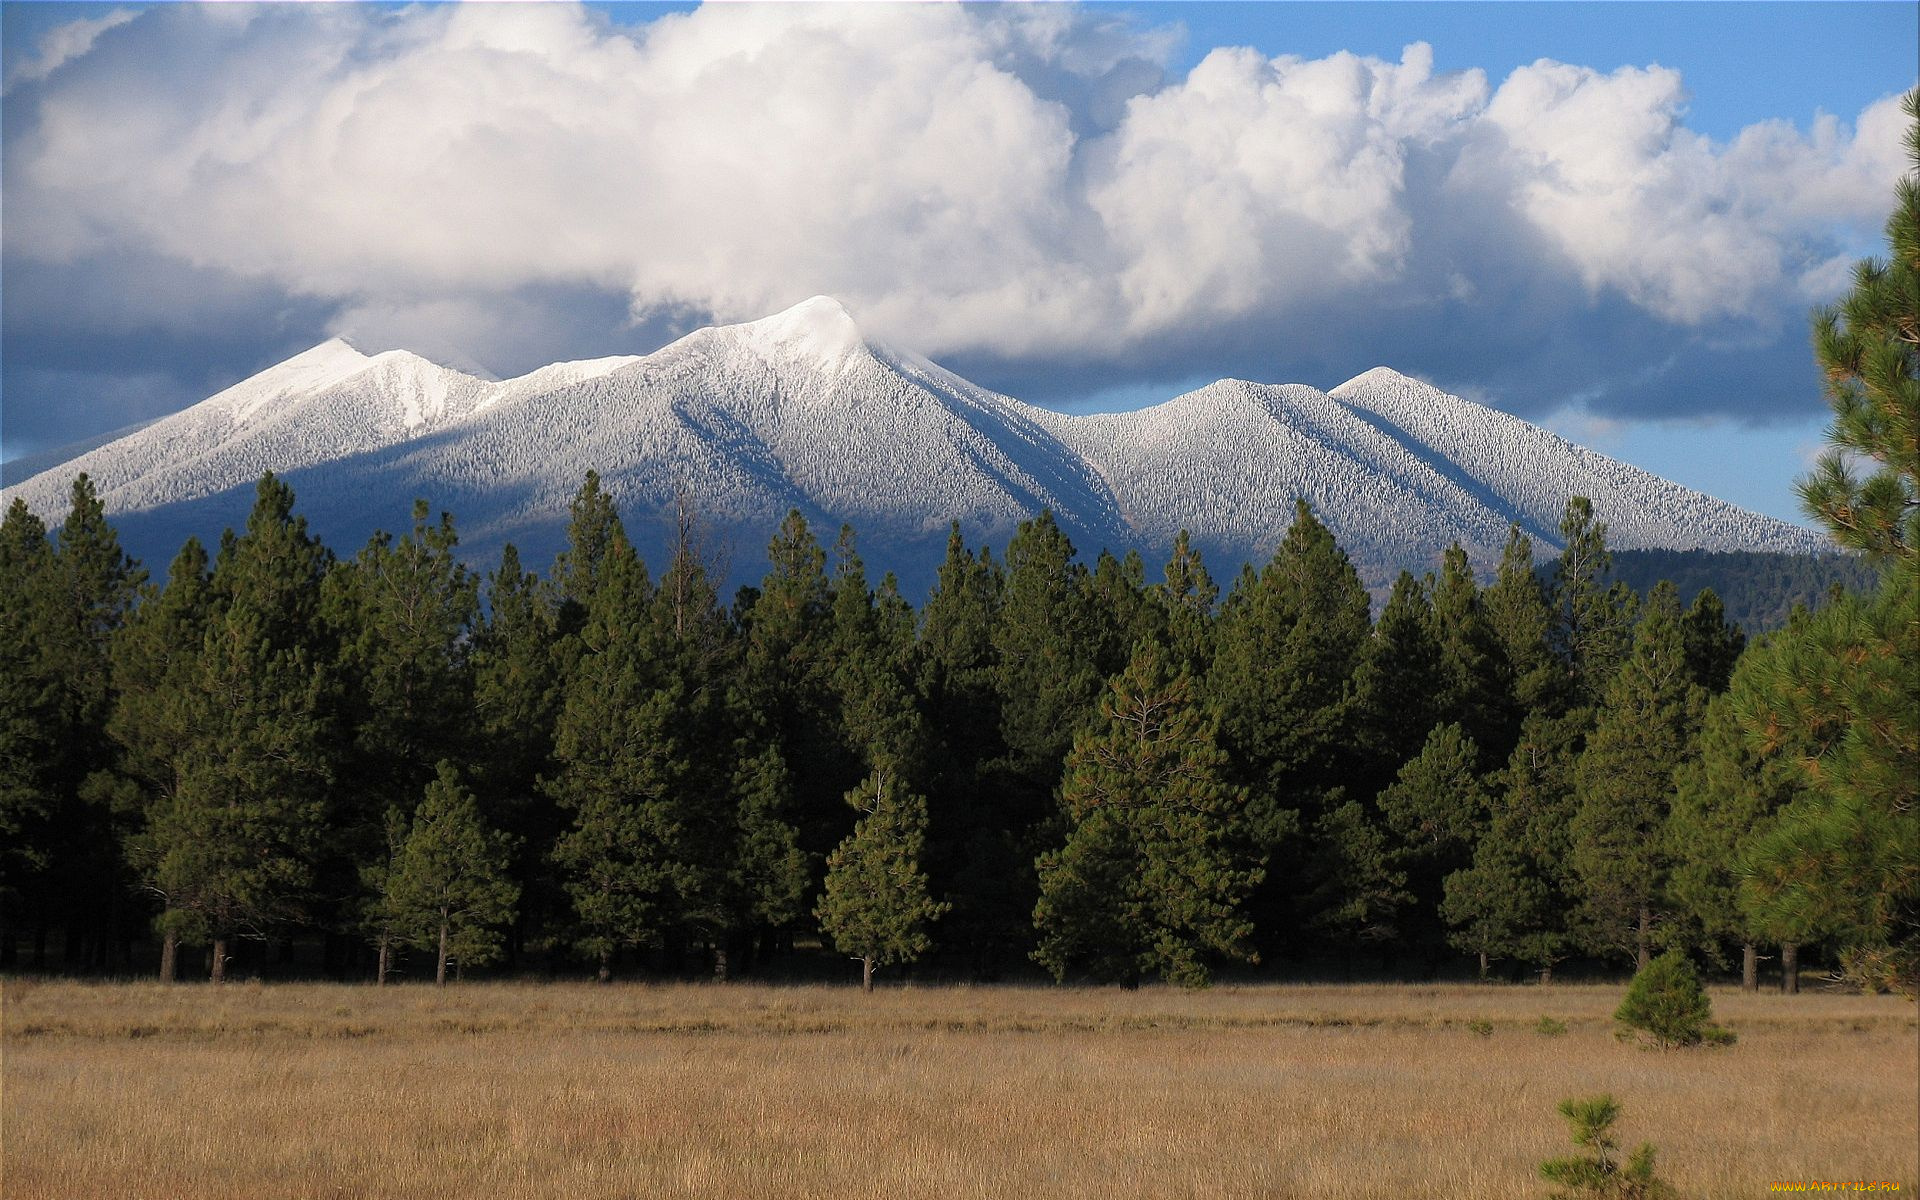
1034,642 -> 1260,987
1570,582 -> 1700,969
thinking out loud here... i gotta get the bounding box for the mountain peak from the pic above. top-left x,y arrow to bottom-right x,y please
1332,365 -> 1434,395
728,295 -> 866,370
293,336 -> 372,367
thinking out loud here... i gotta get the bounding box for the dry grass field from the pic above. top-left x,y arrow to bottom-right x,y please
2,977 -> 1913,1199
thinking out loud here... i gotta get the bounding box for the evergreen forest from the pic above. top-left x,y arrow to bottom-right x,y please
1,470 -> 1910,993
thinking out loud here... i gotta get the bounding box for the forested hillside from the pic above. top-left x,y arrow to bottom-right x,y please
1605,548 -> 1877,632
3,469 -> 1909,992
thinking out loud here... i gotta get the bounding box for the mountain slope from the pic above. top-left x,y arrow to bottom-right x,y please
2,298 -> 1829,593
1328,367 -> 1825,555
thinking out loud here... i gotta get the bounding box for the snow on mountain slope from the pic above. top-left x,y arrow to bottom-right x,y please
1040,379 -> 1518,579
4,339 -> 496,520
1328,367 -> 1829,555
2,298 -> 1830,594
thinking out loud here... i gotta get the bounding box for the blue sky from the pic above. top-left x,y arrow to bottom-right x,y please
3,1 -> 1914,524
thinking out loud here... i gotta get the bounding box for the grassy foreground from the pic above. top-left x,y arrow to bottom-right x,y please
3,978 -> 1914,1199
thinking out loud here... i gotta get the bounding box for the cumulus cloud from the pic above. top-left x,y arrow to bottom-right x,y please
0,0 -> 1909,445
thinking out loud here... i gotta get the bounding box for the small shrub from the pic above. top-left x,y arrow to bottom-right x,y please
1540,1094 -> 1674,1198
1614,950 -> 1730,1049
1702,1024 -> 1738,1047
1535,1015 -> 1568,1037
1467,1018 -> 1493,1037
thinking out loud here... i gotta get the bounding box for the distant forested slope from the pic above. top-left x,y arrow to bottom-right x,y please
1599,549 -> 1878,632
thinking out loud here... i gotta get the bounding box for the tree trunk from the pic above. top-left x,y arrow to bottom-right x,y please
1741,942 -> 1758,992
159,931 -> 178,984
713,945 -> 728,982
1478,950 -> 1489,981
861,956 -> 874,993
1635,906 -> 1651,972
1539,961 -> 1553,986
376,939 -> 390,987
1781,942 -> 1799,995
436,923 -> 449,987
210,937 -> 228,984
597,949 -> 611,984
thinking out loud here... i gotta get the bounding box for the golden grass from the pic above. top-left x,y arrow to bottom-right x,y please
3,978 -> 1914,1199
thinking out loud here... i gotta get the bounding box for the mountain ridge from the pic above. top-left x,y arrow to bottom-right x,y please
1,297 -> 1829,594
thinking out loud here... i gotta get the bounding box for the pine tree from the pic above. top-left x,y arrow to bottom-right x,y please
741,510 -> 850,878
1666,687 -> 1804,989
0,499 -> 60,964
1614,949 -> 1724,1049
1210,500 -> 1370,806
1300,799 -> 1411,954
145,474 -> 335,981
993,509 -> 1103,783
1441,831 -> 1551,979
469,543 -> 563,965
1731,581 -> 1917,993
725,742 -> 810,969
1481,712 -> 1589,981
1087,548 -> 1158,679
1209,500 -> 1369,955
815,767 -> 947,991
359,805 -> 410,985
1736,90 -> 1919,996
1679,588 -> 1745,694
547,546 -> 684,981
549,470 -> 629,627
0,477 -> 145,969
1153,529 -> 1218,678
1351,571 -> 1444,795
916,525 -> 1017,973
1571,583 -> 1701,970
1539,1095 -> 1674,1198
107,538 -> 214,981
387,762 -> 519,986
644,503 -> 740,971
1378,723 -> 1488,857
324,500 -> 480,952
1554,498 -> 1638,709
1432,542 -> 1516,758
1378,723 -> 1489,952
1484,524 -> 1562,714
1033,643 -> 1262,987
1797,87 -> 1919,573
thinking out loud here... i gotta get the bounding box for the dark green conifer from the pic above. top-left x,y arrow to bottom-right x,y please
547,544 -> 682,981
815,766 -> 947,991
1679,588 -> 1744,694
1432,543 -> 1516,757
1571,583 -> 1701,969
1033,642 -> 1261,987
145,473 -> 336,981
1483,524 -> 1562,714
107,538 -> 213,981
1153,529 -> 1218,677
387,761 -> 519,986
469,543 -> 563,965
1351,570 -> 1444,793
1553,498 -> 1638,708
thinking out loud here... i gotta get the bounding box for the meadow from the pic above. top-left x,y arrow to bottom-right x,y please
2,979 -> 1913,1199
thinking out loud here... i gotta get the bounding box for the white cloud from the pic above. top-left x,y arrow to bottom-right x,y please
2,8 -> 137,94
3,2 -> 1908,380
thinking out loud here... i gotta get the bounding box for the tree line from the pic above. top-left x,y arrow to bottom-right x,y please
0,472 -> 1908,992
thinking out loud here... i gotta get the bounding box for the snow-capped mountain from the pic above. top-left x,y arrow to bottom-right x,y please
1,297 -> 1828,594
